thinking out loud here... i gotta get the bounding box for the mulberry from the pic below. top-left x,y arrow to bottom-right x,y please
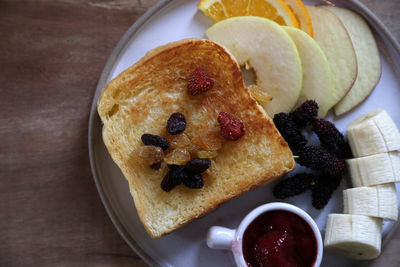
290,100 -> 319,127
297,145 -> 345,175
312,174 -> 342,209
273,112 -> 307,152
273,173 -> 316,199
312,119 -> 352,158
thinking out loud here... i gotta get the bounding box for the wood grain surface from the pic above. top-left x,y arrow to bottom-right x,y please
0,0 -> 399,266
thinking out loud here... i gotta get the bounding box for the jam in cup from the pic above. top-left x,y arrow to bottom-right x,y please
206,202 -> 323,267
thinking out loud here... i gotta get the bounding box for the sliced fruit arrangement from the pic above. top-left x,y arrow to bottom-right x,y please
283,0 -> 313,36
324,214 -> 382,260
324,109 -> 400,260
283,26 -> 333,117
206,16 -> 303,115
306,5 -> 357,109
347,152 -> 400,187
343,184 -> 398,221
325,6 -> 382,116
347,109 -> 400,157
198,0 -> 299,28
198,1 -> 382,117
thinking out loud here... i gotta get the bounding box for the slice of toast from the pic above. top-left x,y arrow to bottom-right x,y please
97,39 -> 295,238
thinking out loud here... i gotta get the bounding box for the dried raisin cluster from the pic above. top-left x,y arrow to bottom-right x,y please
138,112 -> 214,192
161,159 -> 211,191
136,67 -> 248,192
272,100 -> 350,209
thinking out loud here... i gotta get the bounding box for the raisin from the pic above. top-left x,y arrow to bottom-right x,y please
191,134 -> 222,151
170,165 -> 187,185
141,133 -> 170,150
150,162 -> 162,170
135,145 -> 164,165
166,113 -> 186,135
197,150 -> 218,159
186,144 -> 202,157
164,148 -> 191,165
248,84 -> 273,103
165,132 -> 192,149
187,67 -> 214,95
217,112 -> 245,141
186,158 -> 211,174
161,171 -> 176,192
183,173 -> 204,189
168,164 -> 179,170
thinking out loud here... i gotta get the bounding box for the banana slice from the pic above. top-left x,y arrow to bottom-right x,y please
343,184 -> 398,221
347,109 -> 400,157
346,152 -> 400,187
324,214 -> 382,260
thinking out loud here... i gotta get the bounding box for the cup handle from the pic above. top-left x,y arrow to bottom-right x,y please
206,226 -> 236,250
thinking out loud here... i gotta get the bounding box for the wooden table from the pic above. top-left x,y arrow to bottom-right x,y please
1,0 -> 399,266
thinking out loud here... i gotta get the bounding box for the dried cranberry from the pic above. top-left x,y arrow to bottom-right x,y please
217,112 -> 245,141
187,67 -> 214,95
141,133 -> 170,150
167,112 -> 186,135
183,173 -> 204,189
185,158 -> 211,174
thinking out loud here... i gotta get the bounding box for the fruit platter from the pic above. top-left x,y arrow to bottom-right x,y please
88,0 -> 400,266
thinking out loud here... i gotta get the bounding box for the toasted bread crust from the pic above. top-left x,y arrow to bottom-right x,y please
98,39 -> 295,238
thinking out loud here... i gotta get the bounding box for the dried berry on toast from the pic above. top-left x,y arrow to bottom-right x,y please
217,112 -> 245,141
161,171 -> 176,192
135,145 -> 164,165
187,67 -> 214,95
186,158 -> 211,174
183,173 -> 204,189
164,148 -> 191,165
167,112 -> 186,135
141,133 -> 170,150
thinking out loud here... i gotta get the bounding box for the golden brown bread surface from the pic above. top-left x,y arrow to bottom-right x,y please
97,38 -> 295,238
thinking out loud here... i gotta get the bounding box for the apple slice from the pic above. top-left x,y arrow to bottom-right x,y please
205,16 -> 302,116
283,26 -> 334,117
324,6 -> 382,116
306,6 -> 358,107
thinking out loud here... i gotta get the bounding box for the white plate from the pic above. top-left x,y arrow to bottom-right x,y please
88,0 -> 400,266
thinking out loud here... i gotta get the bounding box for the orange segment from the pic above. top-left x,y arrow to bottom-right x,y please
283,0 -> 313,37
198,0 -> 299,28
222,0 -> 248,17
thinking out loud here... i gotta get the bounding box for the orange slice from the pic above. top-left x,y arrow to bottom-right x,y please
198,0 -> 299,28
283,0 -> 313,37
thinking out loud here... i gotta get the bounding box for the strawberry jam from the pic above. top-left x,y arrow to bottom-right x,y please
242,210 -> 317,267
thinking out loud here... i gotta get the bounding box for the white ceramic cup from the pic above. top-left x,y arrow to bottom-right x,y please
206,202 -> 323,267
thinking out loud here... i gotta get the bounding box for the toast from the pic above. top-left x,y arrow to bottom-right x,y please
97,38 -> 295,238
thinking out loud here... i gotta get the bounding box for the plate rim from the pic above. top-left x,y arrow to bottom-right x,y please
88,0 -> 400,266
